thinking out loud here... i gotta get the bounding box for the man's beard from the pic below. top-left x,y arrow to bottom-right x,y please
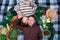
22,23 -> 29,27
19,21 -> 34,27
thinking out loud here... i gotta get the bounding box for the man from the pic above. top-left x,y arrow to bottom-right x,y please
14,16 -> 42,40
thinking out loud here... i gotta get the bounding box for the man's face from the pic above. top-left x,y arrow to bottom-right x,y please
28,17 -> 35,26
22,17 -> 28,24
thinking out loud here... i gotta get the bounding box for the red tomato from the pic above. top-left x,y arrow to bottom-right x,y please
44,31 -> 50,36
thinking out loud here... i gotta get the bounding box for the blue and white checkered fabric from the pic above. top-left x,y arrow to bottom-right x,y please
0,0 -> 59,40
37,0 -> 59,40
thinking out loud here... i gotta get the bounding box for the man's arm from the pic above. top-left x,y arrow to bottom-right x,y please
13,19 -> 23,30
13,19 -> 19,26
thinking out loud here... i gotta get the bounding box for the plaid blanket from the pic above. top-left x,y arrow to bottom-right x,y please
0,0 -> 59,40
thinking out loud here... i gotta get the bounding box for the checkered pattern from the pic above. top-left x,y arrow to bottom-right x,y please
0,0 -> 59,40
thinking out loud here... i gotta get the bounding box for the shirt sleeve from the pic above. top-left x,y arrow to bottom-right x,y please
31,2 -> 37,14
14,5 -> 20,13
32,3 -> 37,11
13,19 -> 23,30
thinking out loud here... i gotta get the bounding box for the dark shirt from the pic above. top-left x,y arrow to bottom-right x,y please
14,19 -> 42,40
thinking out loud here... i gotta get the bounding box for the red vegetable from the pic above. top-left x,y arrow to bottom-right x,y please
10,21 -> 14,29
44,31 -> 50,36
41,10 -> 46,14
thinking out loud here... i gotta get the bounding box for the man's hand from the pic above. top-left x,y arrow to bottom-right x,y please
17,11 -> 24,19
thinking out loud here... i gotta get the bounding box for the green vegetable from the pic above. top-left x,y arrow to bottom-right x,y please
0,34 -> 6,40
10,28 -> 18,39
6,11 -> 13,19
2,11 -> 13,27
